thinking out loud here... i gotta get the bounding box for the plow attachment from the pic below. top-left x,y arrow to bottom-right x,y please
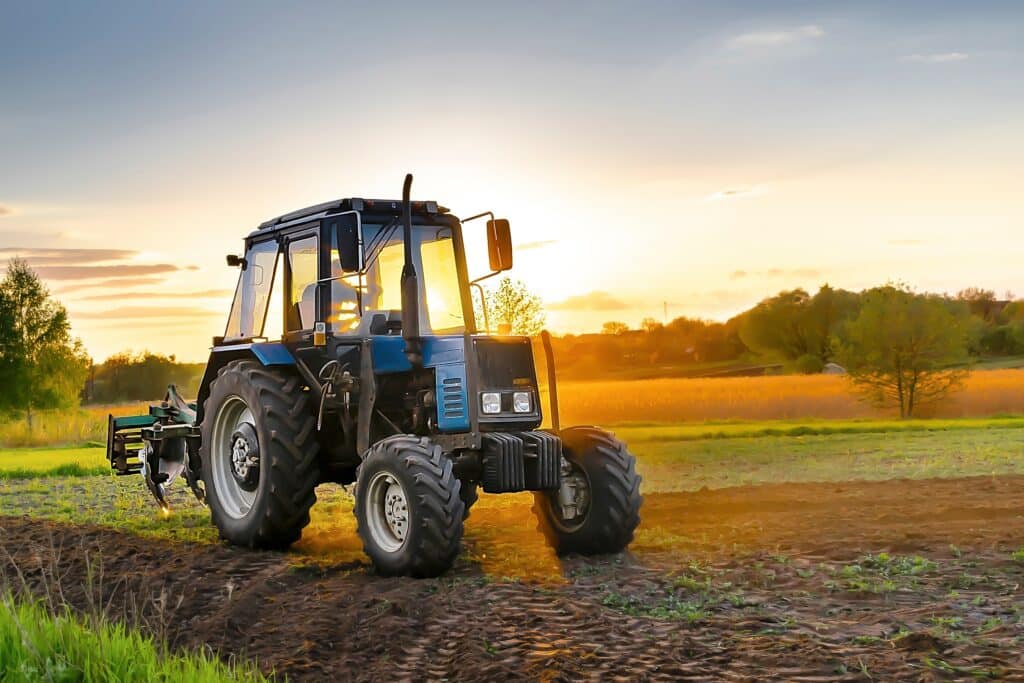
106,385 -> 205,510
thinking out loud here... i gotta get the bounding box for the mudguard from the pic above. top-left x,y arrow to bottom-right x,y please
195,342 -> 296,424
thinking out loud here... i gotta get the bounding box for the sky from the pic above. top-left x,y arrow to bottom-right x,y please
2,1 -> 1023,362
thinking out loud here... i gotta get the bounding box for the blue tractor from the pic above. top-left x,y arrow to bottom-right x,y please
107,175 -> 642,577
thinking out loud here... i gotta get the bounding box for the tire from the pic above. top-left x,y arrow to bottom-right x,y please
355,435 -> 464,577
200,360 -> 319,549
533,426 -> 642,556
459,481 -> 478,520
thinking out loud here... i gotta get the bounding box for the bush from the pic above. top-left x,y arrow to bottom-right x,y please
793,354 -> 825,374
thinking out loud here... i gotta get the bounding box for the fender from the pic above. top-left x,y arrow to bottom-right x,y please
195,343 -> 296,424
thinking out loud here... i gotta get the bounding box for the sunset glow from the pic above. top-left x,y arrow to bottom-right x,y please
2,2 -> 1022,361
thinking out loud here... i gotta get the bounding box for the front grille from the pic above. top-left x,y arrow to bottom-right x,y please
474,337 -> 537,389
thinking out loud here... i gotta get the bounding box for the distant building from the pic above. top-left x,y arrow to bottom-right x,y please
823,362 -> 846,375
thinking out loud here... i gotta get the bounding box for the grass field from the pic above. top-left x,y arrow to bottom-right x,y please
3,413 -> 1024,679
6,415 -> 1024,481
1,367 -> 1022,449
4,420 -> 1024,555
0,445 -> 109,479
0,596 -> 265,682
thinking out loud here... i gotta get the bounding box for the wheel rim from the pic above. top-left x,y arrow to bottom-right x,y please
365,470 -> 410,552
550,460 -> 591,533
210,395 -> 259,519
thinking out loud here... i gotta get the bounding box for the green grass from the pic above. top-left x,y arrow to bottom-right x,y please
0,477 -> 217,545
5,416 -> 1024,482
611,415 -> 1024,444
966,355 -> 1024,371
631,426 -> 1024,492
3,418 -> 1024,551
0,595 -> 265,681
0,445 -> 109,479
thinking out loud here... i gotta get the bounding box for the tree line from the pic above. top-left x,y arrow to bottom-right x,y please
1,260 -> 1019,420
551,283 -> 1017,416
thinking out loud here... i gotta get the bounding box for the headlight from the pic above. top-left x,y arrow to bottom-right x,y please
513,391 -> 531,413
481,392 -> 501,414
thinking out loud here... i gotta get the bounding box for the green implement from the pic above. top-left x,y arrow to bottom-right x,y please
106,385 -> 205,510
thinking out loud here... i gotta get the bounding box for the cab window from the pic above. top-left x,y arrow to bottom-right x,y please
287,235 -> 319,331
224,239 -> 279,340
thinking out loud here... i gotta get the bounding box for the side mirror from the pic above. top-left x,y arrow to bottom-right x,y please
332,213 -> 362,273
486,219 -> 513,271
226,254 -> 247,269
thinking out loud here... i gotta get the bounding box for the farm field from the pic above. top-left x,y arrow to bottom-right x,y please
3,367 -> 1024,448
3,419 -> 1024,679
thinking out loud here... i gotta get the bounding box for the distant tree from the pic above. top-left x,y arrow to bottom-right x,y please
956,287 -> 998,320
0,258 -> 90,427
88,351 -> 206,403
601,321 -> 629,335
475,277 -> 544,336
739,285 -> 860,364
1001,300 -> 1024,322
835,285 -> 975,418
640,317 -> 662,333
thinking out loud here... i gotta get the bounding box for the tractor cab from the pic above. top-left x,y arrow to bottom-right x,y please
107,174 -> 642,577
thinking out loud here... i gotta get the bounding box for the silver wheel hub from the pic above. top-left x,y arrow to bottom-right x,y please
555,457 -> 590,529
384,482 -> 409,539
210,396 -> 260,519
231,437 -> 255,478
365,471 -> 410,552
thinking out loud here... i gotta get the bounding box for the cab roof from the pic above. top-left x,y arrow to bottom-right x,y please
255,197 -> 447,234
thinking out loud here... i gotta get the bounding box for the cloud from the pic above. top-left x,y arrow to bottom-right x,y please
31,264 -> 180,280
706,186 -> 766,201
888,239 -> 926,246
55,277 -> 168,292
548,291 -> 630,311
77,288 -> 233,302
70,306 -> 223,320
0,247 -> 137,265
727,25 -> 824,50
901,52 -> 968,64
730,270 -> 748,280
0,206 -> 11,217
1,246 -> 193,282
516,240 -> 558,251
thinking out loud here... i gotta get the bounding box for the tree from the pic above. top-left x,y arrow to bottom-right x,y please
601,321 -> 629,335
956,287 -> 998,320
475,277 -> 545,336
0,259 -> 91,426
88,351 -> 206,403
738,285 -> 860,365
835,285 -> 974,418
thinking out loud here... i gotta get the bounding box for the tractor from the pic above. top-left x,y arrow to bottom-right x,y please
107,174 -> 642,577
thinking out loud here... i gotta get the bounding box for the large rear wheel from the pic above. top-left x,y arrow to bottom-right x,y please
200,360 -> 319,549
533,427 -> 642,555
355,436 -> 464,577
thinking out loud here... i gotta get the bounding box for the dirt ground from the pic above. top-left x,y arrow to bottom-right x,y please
3,475 -> 1024,681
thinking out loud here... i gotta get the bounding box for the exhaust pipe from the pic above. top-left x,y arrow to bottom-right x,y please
400,173 -> 423,366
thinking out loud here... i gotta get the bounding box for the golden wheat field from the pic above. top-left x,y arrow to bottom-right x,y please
553,368 -> 1024,425
1,369 -> 1022,447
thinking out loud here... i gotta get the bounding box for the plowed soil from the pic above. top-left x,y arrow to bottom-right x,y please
3,475 -> 1024,681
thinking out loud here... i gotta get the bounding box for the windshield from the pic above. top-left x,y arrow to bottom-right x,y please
330,223 -> 466,335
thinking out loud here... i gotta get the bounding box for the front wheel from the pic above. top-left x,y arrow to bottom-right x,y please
355,436 -> 464,577
533,427 -> 642,555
